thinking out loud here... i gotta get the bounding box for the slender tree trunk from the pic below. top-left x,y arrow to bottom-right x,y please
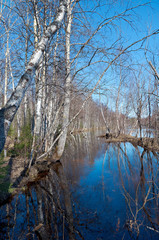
99,88 -> 109,131
56,0 -> 72,158
44,31 -> 60,152
100,104 -> 108,129
157,110 -> 159,141
41,3 -> 48,147
24,2 -> 29,123
148,94 -> 151,136
116,66 -> 122,135
148,60 -> 159,141
34,0 -> 42,138
34,65 -> 43,137
4,21 -> 10,157
4,31 -> 9,106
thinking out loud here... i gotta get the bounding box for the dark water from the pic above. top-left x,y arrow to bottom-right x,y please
0,132 -> 159,239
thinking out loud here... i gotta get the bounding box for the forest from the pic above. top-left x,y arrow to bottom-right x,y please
0,0 -> 159,239
0,0 -> 158,160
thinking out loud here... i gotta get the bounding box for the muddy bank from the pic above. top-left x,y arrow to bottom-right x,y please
0,159 -> 75,240
99,134 -> 159,153
0,156 -> 60,205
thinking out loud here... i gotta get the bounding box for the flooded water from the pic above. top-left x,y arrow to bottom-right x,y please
0,132 -> 159,239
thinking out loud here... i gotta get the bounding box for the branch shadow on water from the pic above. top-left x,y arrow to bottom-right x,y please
116,143 -> 159,239
0,160 -> 79,240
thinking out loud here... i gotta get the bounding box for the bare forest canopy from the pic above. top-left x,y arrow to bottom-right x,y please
0,0 -> 159,160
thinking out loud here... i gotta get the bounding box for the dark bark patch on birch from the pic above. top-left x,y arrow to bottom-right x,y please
12,94 -> 20,101
53,21 -> 60,29
27,69 -> 32,73
4,106 -> 17,125
22,73 -> 30,82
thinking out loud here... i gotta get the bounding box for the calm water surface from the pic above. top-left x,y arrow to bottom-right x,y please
0,132 -> 159,239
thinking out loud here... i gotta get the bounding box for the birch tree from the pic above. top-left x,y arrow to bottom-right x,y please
0,0 -> 66,154
33,0 -> 43,138
56,0 -> 76,159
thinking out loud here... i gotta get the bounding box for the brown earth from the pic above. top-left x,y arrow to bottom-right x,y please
99,134 -> 159,153
0,154 -> 58,205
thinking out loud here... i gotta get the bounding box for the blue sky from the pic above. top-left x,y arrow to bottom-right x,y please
1,0 -> 159,117
75,0 -> 159,116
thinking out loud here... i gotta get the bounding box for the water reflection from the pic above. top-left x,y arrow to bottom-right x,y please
0,131 -> 159,239
62,133 -> 159,240
0,161 -> 75,240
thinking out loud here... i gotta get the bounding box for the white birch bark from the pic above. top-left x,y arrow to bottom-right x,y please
0,0 -> 66,154
35,70 -> 43,136
4,30 -> 9,106
115,74 -> 122,134
4,14 -> 10,157
9,53 -> 15,91
41,3 -> 47,142
83,101 -> 90,130
24,3 -> 29,122
45,31 -> 60,152
42,3 -> 47,142
52,30 -> 59,112
33,0 -> 43,137
17,112 -> 21,141
99,85 -> 108,130
56,0 -> 72,158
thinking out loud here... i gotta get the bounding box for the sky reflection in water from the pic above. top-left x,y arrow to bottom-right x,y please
64,136 -> 159,240
0,133 -> 159,239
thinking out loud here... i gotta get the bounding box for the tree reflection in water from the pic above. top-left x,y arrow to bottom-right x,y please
0,131 -> 159,240
116,144 -> 159,239
0,161 -> 77,240
62,133 -> 159,240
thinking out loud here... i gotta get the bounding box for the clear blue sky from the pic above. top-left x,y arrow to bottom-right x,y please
76,0 -> 159,116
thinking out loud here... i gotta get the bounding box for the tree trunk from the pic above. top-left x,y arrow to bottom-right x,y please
33,0 -> 42,139
56,0 -> 72,158
24,2 -> 29,123
148,60 -> 159,140
116,64 -> 122,135
4,30 -> 9,107
157,111 -> 159,141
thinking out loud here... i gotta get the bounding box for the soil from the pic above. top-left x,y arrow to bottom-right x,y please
0,154 -> 59,205
99,134 -> 159,153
